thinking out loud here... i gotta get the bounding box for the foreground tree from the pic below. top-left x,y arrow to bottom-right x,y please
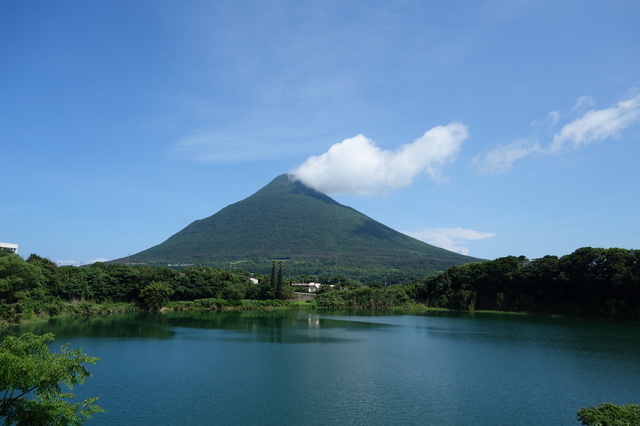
0,333 -> 103,425
577,403 -> 640,425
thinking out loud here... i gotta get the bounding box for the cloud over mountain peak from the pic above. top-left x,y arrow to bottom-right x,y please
290,122 -> 468,195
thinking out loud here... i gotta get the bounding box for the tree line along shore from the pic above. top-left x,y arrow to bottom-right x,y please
1,246 -> 640,325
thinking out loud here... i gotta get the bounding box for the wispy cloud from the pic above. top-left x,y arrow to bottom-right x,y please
172,127 -> 292,163
549,95 -> 640,153
473,139 -> 541,175
169,100 -> 358,164
531,111 -> 559,128
403,227 -> 496,256
174,132 -> 256,163
570,95 -> 595,113
290,122 -> 468,195
474,94 -> 640,174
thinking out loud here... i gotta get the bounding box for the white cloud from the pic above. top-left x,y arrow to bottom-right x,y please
474,94 -> 640,174
290,122 -> 468,195
549,95 -> 640,153
570,95 -> 595,113
403,227 -> 496,256
473,139 -> 541,175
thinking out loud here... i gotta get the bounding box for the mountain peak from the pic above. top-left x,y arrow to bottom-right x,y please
252,174 -> 338,205
115,175 -> 480,280
255,173 -> 296,194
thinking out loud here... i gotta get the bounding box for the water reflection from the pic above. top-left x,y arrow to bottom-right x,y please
0,314 -> 175,339
157,310 -> 392,344
1,310 -> 395,344
4,310 -> 638,356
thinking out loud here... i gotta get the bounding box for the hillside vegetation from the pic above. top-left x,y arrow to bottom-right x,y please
115,174 -> 480,281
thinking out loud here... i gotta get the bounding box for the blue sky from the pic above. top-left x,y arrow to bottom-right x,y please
2,0 -> 639,266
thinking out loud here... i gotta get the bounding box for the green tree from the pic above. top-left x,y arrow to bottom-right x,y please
269,261 -> 276,295
0,253 -> 47,322
220,282 -> 246,301
577,402 -> 640,425
55,266 -> 92,301
275,262 -> 284,300
0,254 -> 45,305
139,281 -> 173,311
0,333 -> 103,425
315,289 -> 347,309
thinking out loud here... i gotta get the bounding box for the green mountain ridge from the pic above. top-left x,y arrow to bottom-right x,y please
114,174 -> 482,280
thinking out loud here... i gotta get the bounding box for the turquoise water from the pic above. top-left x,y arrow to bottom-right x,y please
6,310 -> 640,425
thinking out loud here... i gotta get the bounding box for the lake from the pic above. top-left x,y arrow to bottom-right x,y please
4,310 -> 640,425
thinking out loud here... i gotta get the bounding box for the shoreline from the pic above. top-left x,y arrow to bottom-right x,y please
2,299 -> 638,331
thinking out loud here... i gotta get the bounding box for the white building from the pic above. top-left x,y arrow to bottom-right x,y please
290,282 -> 324,293
0,242 -> 18,254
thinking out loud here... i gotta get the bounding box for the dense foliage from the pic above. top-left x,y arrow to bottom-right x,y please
577,403 -> 640,425
413,247 -> 640,320
0,250 -> 294,324
2,246 -> 640,323
314,285 -> 412,310
139,282 -> 173,311
114,174 -> 480,280
0,333 -> 103,425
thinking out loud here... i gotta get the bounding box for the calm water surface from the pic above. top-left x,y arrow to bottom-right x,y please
5,310 -> 640,425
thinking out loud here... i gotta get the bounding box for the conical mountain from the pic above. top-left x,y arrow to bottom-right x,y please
119,174 -> 481,280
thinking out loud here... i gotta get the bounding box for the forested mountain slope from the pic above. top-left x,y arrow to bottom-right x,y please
114,174 -> 481,280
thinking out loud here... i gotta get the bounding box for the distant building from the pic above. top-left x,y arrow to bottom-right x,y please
290,282 -> 324,293
0,242 -> 18,254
